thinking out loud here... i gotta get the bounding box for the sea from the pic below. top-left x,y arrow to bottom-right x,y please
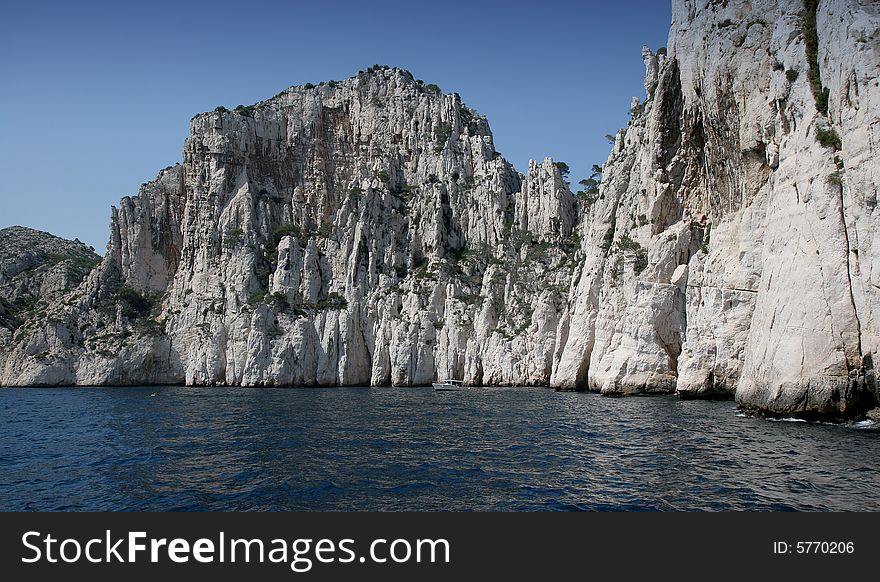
1,386 -> 878,511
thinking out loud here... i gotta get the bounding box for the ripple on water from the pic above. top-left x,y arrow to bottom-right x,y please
1,386 -> 879,511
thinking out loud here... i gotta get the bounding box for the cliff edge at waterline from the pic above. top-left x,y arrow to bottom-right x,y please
2,0 -> 878,420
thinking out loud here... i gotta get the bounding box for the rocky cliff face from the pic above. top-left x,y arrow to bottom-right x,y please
0,67 -> 579,389
0,227 -> 101,333
1,0 -> 878,420
552,0 -> 880,419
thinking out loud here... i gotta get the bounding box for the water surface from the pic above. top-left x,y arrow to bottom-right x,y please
1,386 -> 878,511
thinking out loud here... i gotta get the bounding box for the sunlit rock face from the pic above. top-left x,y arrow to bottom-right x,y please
3,1 -> 879,420
553,0 -> 880,418
0,67 -> 579,389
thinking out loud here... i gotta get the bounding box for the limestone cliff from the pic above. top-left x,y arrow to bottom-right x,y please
0,67 -> 578,389
0,227 -> 100,335
552,0 -> 880,419
1,0 -> 878,420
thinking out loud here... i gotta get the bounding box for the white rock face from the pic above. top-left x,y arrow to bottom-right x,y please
0,67 -> 578,391
2,1 -> 878,420
550,0 -> 880,417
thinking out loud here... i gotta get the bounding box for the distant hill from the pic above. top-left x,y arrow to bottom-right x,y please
0,226 -> 100,330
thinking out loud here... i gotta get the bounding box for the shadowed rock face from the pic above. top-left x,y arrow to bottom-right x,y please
2,1 -> 879,420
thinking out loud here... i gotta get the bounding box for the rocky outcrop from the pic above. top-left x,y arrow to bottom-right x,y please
0,226 -> 100,335
1,1 -> 878,420
0,227 -> 102,383
0,67 -> 579,389
551,0 -> 880,418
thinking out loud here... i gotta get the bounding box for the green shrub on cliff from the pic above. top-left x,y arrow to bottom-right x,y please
803,0 -> 830,115
114,286 -> 155,320
816,127 -> 841,150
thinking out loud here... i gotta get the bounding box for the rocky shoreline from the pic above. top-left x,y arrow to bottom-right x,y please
2,0 -> 879,421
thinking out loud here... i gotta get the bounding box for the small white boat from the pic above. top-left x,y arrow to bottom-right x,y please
432,379 -> 467,391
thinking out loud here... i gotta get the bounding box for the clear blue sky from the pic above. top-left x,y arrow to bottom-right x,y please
0,0 -> 671,252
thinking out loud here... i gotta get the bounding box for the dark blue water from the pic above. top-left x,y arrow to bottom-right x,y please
1,386 -> 878,511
